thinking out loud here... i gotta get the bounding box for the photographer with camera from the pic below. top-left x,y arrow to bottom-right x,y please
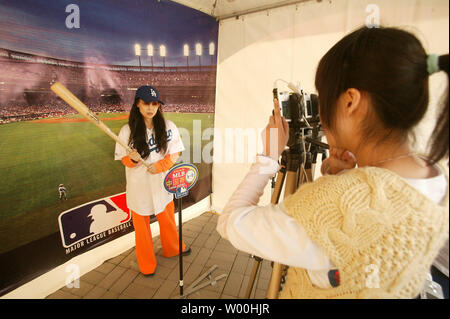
216,26 -> 449,299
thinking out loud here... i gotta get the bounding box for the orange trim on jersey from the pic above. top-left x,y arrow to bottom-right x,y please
153,152 -> 179,173
121,155 -> 137,168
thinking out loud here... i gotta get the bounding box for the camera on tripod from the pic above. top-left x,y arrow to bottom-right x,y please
273,83 -> 321,149
276,89 -> 319,125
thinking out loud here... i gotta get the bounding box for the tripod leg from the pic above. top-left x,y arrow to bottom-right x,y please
266,154 -> 300,299
266,262 -> 285,299
244,168 -> 286,298
245,256 -> 262,299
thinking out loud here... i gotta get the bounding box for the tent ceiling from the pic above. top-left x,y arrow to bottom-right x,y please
171,0 -> 311,20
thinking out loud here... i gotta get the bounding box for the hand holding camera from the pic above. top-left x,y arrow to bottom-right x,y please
261,98 -> 289,161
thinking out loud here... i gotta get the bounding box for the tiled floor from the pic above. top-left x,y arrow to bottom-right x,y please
46,212 -> 273,299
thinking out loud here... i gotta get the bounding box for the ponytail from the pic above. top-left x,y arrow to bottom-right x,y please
429,54 -> 449,164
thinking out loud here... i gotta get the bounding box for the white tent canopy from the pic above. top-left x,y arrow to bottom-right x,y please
172,0 -> 310,20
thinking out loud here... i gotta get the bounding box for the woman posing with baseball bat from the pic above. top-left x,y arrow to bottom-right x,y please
115,86 -> 190,276
217,26 -> 449,298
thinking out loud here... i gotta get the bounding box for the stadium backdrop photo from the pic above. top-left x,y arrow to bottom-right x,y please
0,0 -> 217,296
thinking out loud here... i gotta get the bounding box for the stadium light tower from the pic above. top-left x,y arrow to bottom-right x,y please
196,43 -> 202,71
184,44 -> 189,71
209,42 -> 215,65
147,44 -> 154,71
134,43 -> 142,71
160,45 -> 166,72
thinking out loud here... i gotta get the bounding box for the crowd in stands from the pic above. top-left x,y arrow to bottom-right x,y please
0,54 -> 215,124
0,101 -> 214,124
2,60 -> 215,87
0,102 -> 127,124
163,103 -> 213,113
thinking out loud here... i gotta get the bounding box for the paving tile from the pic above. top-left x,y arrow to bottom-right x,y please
133,274 -> 165,289
152,282 -> 178,299
209,250 -> 236,264
256,277 -> 270,291
183,223 -> 203,233
191,233 -> 210,248
118,249 -> 137,268
181,228 -> 199,239
97,266 -> 127,290
222,272 -> 244,297
187,288 -> 221,299
62,280 -> 95,297
231,255 -> 251,275
215,241 -> 238,254
109,269 -> 139,294
105,253 -> 127,265
260,260 -> 273,280
254,289 -> 266,299
83,286 -> 108,299
195,214 -> 212,223
203,233 -> 220,249
46,289 -> 80,299
220,294 -> 238,299
245,257 -> 261,276
238,275 -> 252,298
120,247 -> 134,257
121,283 -> 156,299
153,264 -> 173,280
156,254 -> 179,268
182,235 -> 196,246
128,260 -> 141,273
186,217 -> 207,227
200,222 -> 216,235
80,270 -> 106,285
190,247 -> 212,266
182,245 -> 201,263
95,262 -> 116,275
182,261 -> 206,284
101,290 -> 120,299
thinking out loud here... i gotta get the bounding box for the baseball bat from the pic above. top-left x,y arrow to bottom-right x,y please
50,82 -> 149,168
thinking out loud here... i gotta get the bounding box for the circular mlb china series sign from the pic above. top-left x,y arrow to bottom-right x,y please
164,164 -> 199,199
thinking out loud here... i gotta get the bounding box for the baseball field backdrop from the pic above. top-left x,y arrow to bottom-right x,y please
0,0 -> 218,296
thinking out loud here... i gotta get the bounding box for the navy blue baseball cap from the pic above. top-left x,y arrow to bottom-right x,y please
135,85 -> 164,105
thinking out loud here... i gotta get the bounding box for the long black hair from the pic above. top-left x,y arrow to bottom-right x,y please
128,98 -> 168,159
315,26 -> 449,164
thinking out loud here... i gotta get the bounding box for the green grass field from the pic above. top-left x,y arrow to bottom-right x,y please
0,112 -> 214,254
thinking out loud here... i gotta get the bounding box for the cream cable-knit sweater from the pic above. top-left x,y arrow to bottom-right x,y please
280,166 -> 449,299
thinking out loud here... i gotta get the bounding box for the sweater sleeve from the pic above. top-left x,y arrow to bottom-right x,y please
217,155 -> 334,270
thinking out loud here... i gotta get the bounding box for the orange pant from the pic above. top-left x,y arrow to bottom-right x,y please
131,201 -> 186,275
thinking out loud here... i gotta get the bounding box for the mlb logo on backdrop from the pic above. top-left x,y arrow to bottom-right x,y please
58,193 -> 133,254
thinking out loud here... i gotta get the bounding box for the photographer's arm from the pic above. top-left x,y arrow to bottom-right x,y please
216,155 -> 333,270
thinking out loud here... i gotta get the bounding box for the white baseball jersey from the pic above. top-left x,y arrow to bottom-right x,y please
114,119 -> 185,216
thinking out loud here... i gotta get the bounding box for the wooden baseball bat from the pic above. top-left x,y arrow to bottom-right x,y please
50,82 -> 149,168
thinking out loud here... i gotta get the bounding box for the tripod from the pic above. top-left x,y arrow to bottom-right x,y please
244,132 -> 327,299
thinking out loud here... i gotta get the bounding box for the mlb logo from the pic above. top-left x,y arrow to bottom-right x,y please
58,193 -> 131,248
175,186 -> 188,199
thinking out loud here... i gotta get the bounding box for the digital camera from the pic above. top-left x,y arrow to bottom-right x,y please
275,89 -> 319,123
